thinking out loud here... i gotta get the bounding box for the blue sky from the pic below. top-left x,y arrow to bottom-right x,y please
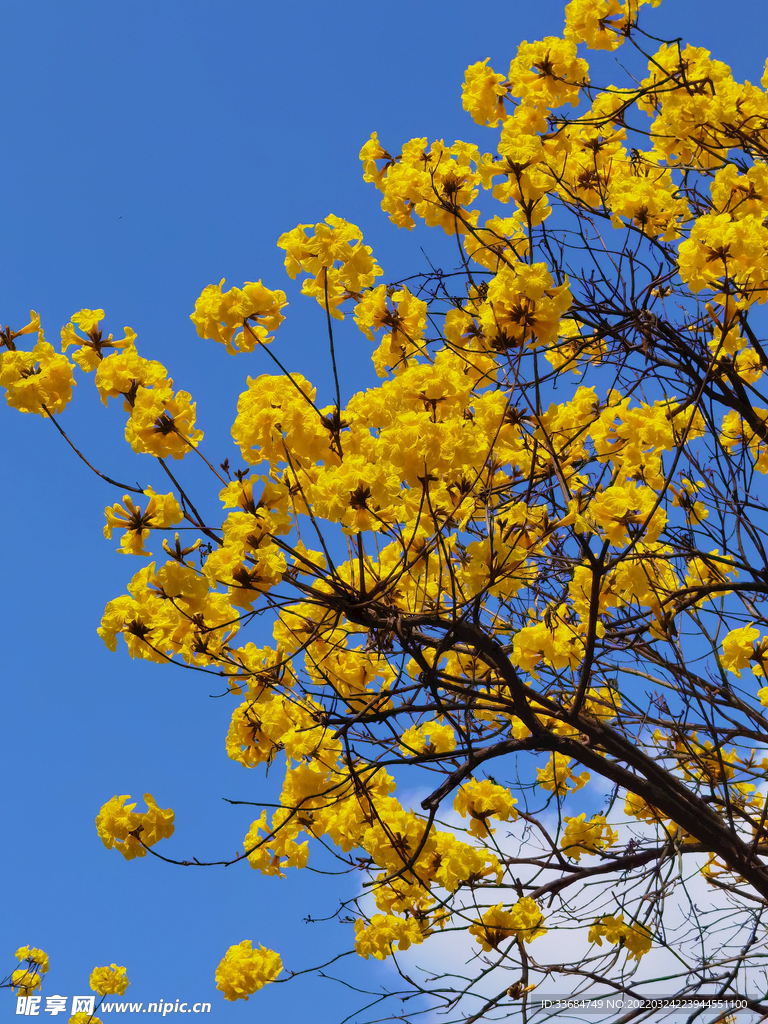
2,1 -> 767,1021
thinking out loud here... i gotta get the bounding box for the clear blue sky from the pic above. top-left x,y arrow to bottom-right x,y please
2,1 -> 767,1020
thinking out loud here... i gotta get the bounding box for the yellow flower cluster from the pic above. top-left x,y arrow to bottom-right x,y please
62,313 -> 203,460
720,409 -> 768,475
95,794 -> 174,860
469,900 -> 547,951
277,215 -> 382,319
123,382 -> 202,460
624,790 -> 669,827
462,59 -> 509,127
354,914 -> 427,959
564,0 -> 661,51
400,718 -> 456,756
203,512 -> 287,610
454,778 -> 519,838
680,736 -> 740,786
190,279 -> 287,354
639,44 -> 768,169
684,548 -> 738,606
353,284 -> 428,376
237,751 -> 503,894
360,135 -> 482,234
536,753 -> 590,794
569,548 -> 678,629
104,489 -> 183,556
512,608 -> 589,677
61,309 -> 136,372
480,262 -> 572,350
507,37 -> 589,109
215,941 -> 282,1001
721,625 -> 764,677
588,915 -> 652,960
231,373 -> 330,468
98,560 -> 240,664
14,946 -> 49,972
89,965 -> 129,996
560,813 -> 618,860
0,334 -> 75,415
679,210 -> 768,309
11,947 -> 49,997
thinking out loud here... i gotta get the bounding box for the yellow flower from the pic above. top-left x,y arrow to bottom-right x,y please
11,969 -> 43,997
354,914 -> 427,959
536,753 -> 590,794
564,0 -> 661,52
589,915 -> 652,959
95,793 -> 174,859
454,778 -> 518,838
721,625 -> 761,677
277,215 -> 382,319
103,489 -> 183,556
190,279 -> 287,354
12,310 -> 43,339
469,899 -> 546,951
61,311 -> 136,372
15,946 -> 49,973
587,481 -> 666,546
462,59 -> 508,126
639,43 -> 764,170
140,793 -> 176,846
359,131 -> 390,187
364,137 -> 482,235
309,455 -> 401,534
561,813 -> 618,859
0,339 -> 75,415
507,37 -> 589,109
400,718 -> 456,755
608,162 -> 689,240
511,610 -> 587,677
89,964 -> 129,996
71,308 -> 105,333
479,262 -> 572,351
11,948 -> 49,997
215,941 -> 282,1001
94,347 -> 168,405
232,373 -> 329,467
125,384 -> 203,460
624,791 -> 669,826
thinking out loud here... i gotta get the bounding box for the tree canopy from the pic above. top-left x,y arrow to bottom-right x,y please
6,0 -> 768,1018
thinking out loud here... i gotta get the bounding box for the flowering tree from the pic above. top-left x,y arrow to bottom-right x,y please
6,0 -> 768,1017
